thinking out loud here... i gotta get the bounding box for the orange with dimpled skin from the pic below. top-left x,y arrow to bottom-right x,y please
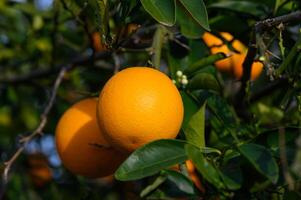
97,67 -> 184,153
55,98 -> 126,178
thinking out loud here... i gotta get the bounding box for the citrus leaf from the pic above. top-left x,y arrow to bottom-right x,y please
184,53 -> 226,75
184,102 -> 206,148
177,0 -> 210,31
140,0 -> 176,26
115,139 -> 188,181
208,1 -> 268,18
238,143 -> 279,184
140,175 -> 167,198
163,170 -> 195,195
186,144 -> 225,189
187,73 -> 220,92
176,3 -> 205,39
180,92 -> 199,130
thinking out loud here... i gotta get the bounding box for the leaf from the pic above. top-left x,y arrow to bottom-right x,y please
177,0 -> 210,31
186,144 -> 225,189
184,102 -> 206,148
176,2 -> 205,39
238,143 -> 279,184
140,0 -> 176,26
163,170 -> 195,195
208,1 -> 268,18
184,53 -> 226,75
220,156 -> 242,190
187,73 -> 220,92
115,139 -> 188,181
140,175 -> 167,198
180,92 -> 199,130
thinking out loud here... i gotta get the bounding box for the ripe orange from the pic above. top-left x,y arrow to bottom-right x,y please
92,32 -> 107,52
27,153 -> 52,187
186,160 -> 205,193
232,54 -> 264,80
97,67 -> 184,153
202,32 -> 247,73
55,98 -> 126,178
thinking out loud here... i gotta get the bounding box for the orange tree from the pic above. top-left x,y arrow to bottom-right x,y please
0,0 -> 301,199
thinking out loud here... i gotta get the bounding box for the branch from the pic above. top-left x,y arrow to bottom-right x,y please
235,10 -> 301,119
2,66 -> 68,184
0,51 -> 111,84
255,10 -> 301,33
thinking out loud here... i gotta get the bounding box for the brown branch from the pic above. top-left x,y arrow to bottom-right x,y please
2,66 -> 68,184
0,51 -> 111,84
255,10 -> 301,33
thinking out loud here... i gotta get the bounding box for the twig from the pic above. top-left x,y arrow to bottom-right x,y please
2,66 -> 68,184
279,127 -> 295,190
250,77 -> 289,103
255,10 -> 301,33
0,51 -> 111,84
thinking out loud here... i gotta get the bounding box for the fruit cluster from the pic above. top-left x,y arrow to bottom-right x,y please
202,32 -> 264,80
55,67 -> 184,178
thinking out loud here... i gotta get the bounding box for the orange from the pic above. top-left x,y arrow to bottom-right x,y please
202,32 -> 247,73
92,32 -> 107,52
186,160 -> 205,193
55,98 -> 126,178
27,153 -> 52,187
97,67 -> 184,153
232,54 -> 264,80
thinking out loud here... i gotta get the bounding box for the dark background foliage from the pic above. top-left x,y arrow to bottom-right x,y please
0,0 -> 301,199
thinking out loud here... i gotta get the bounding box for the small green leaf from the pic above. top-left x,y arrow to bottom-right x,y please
186,144 -> 225,189
177,0 -> 210,31
187,73 -> 220,92
184,102 -> 206,148
238,143 -> 279,184
164,170 -> 195,195
184,53 -> 226,75
141,0 -> 176,26
115,139 -> 188,181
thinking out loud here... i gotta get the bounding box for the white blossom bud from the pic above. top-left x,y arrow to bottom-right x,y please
176,70 -> 183,77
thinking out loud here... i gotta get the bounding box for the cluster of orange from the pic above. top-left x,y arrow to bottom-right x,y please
55,67 -> 184,179
202,32 -> 263,80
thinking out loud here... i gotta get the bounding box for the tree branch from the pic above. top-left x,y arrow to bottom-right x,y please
2,66 -> 68,184
0,51 -> 111,84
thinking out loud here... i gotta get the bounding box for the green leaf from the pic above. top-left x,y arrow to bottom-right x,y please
208,1 -> 268,18
220,156 -> 242,190
115,139 -> 188,181
184,53 -> 226,75
180,92 -> 199,130
163,170 -> 195,195
140,175 -> 167,198
176,3 -> 205,39
140,0 -> 176,26
187,73 -> 220,92
238,143 -> 279,184
186,144 -> 225,189
177,0 -> 210,31
184,103 -> 206,148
